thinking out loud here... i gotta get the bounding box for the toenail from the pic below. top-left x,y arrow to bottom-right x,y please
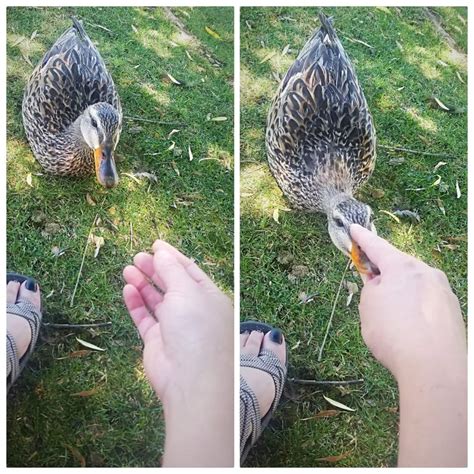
25,278 -> 37,292
269,328 -> 283,344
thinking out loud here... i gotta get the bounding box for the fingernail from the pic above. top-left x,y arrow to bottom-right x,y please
25,278 -> 37,292
269,328 -> 283,344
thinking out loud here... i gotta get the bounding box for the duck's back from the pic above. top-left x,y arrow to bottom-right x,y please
266,13 -> 376,211
22,18 -> 120,156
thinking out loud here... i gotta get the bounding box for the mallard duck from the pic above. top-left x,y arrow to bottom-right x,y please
22,17 -> 122,188
266,13 -> 377,273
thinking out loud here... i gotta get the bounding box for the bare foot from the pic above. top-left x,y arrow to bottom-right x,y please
240,329 -> 286,417
7,279 -> 41,358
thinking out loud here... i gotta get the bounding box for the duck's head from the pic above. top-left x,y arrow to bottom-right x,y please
80,102 -> 121,188
327,197 -> 379,275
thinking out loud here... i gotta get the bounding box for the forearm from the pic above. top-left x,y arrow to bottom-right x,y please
162,390 -> 234,467
397,358 -> 467,467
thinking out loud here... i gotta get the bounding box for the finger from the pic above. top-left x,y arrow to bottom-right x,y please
153,248 -> 196,292
7,281 -> 20,304
133,252 -> 166,291
152,240 -> 216,289
123,284 -> 158,341
350,224 -> 403,270
123,265 -> 163,311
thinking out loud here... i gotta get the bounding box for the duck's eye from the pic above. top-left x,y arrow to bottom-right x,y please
334,218 -> 344,228
91,118 -> 98,128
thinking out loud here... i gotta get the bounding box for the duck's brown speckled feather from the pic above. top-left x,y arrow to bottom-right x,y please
22,18 -> 121,176
266,13 -> 376,212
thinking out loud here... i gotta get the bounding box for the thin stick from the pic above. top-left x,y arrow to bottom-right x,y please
70,197 -> 106,308
42,322 -> 112,329
288,377 -> 364,386
378,144 -> 456,158
343,35 -> 375,50
318,260 -> 350,362
123,115 -> 184,125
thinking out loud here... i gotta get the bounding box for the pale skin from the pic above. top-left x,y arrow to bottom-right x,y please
351,224 -> 467,468
122,240 -> 234,467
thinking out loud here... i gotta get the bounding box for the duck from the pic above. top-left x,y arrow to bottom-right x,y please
22,17 -> 122,188
266,13 -> 378,274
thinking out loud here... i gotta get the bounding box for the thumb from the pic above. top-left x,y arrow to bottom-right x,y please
350,224 -> 402,271
153,249 -> 195,292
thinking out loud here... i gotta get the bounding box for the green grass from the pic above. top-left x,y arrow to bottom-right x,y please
7,7 -> 233,467
240,7 -> 467,467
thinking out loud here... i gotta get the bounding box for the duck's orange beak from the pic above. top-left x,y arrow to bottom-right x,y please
94,146 -> 118,188
351,240 -> 380,276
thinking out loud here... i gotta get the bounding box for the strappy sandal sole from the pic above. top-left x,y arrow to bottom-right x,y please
7,273 -> 43,391
240,320 -> 288,464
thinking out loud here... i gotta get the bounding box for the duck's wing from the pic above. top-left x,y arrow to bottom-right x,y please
267,13 -> 375,185
23,18 -> 120,133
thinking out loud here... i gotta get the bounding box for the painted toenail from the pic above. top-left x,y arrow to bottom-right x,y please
269,328 -> 283,344
25,278 -> 37,292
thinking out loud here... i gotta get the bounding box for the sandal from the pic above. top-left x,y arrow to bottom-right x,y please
240,321 -> 288,464
7,273 -> 43,392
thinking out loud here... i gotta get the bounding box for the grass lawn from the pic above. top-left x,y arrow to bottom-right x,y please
7,6 -> 233,467
240,7 -> 467,467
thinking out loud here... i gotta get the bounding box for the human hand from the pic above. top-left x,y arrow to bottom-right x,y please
350,224 -> 466,382
122,240 -> 233,410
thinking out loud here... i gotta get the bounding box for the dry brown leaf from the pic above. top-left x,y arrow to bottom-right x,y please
188,146 -> 194,161
65,444 -> 86,467
76,337 -> 105,352
210,116 -> 228,122
433,161 -> 447,171
379,209 -> 401,223
455,180 -> 461,198
171,161 -> 180,176
432,96 -> 450,111
51,246 -> 65,257
166,73 -> 181,85
272,208 -> 280,223
323,395 -> 355,412
456,71 -> 465,84
22,53 -> 33,67
205,26 -> 221,39
431,175 -> 442,187
86,193 -> 96,206
71,387 -> 100,397
30,30 -> 38,41
26,173 -> 33,187
281,43 -> 290,55
260,51 -> 276,63
316,450 -> 352,463
371,188 -> 385,199
167,129 -> 180,139
437,198 -> 446,216
315,409 -> 341,418
68,350 -> 92,358
88,235 -> 105,258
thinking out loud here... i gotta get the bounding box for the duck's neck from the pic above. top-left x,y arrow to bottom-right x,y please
320,187 -> 353,215
54,116 -> 92,168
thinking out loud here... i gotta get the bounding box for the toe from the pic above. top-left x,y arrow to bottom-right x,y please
18,279 -> 41,310
242,330 -> 264,356
240,332 -> 250,347
7,281 -> 21,304
262,329 -> 286,365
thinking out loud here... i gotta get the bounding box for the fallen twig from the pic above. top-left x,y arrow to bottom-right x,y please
70,197 -> 106,307
124,115 -> 184,126
378,144 -> 456,158
42,321 -> 112,329
344,35 -> 375,50
318,260 -> 350,362
288,377 -> 364,386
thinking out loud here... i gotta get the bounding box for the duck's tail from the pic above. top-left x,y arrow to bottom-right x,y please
71,16 -> 87,41
318,12 -> 337,42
